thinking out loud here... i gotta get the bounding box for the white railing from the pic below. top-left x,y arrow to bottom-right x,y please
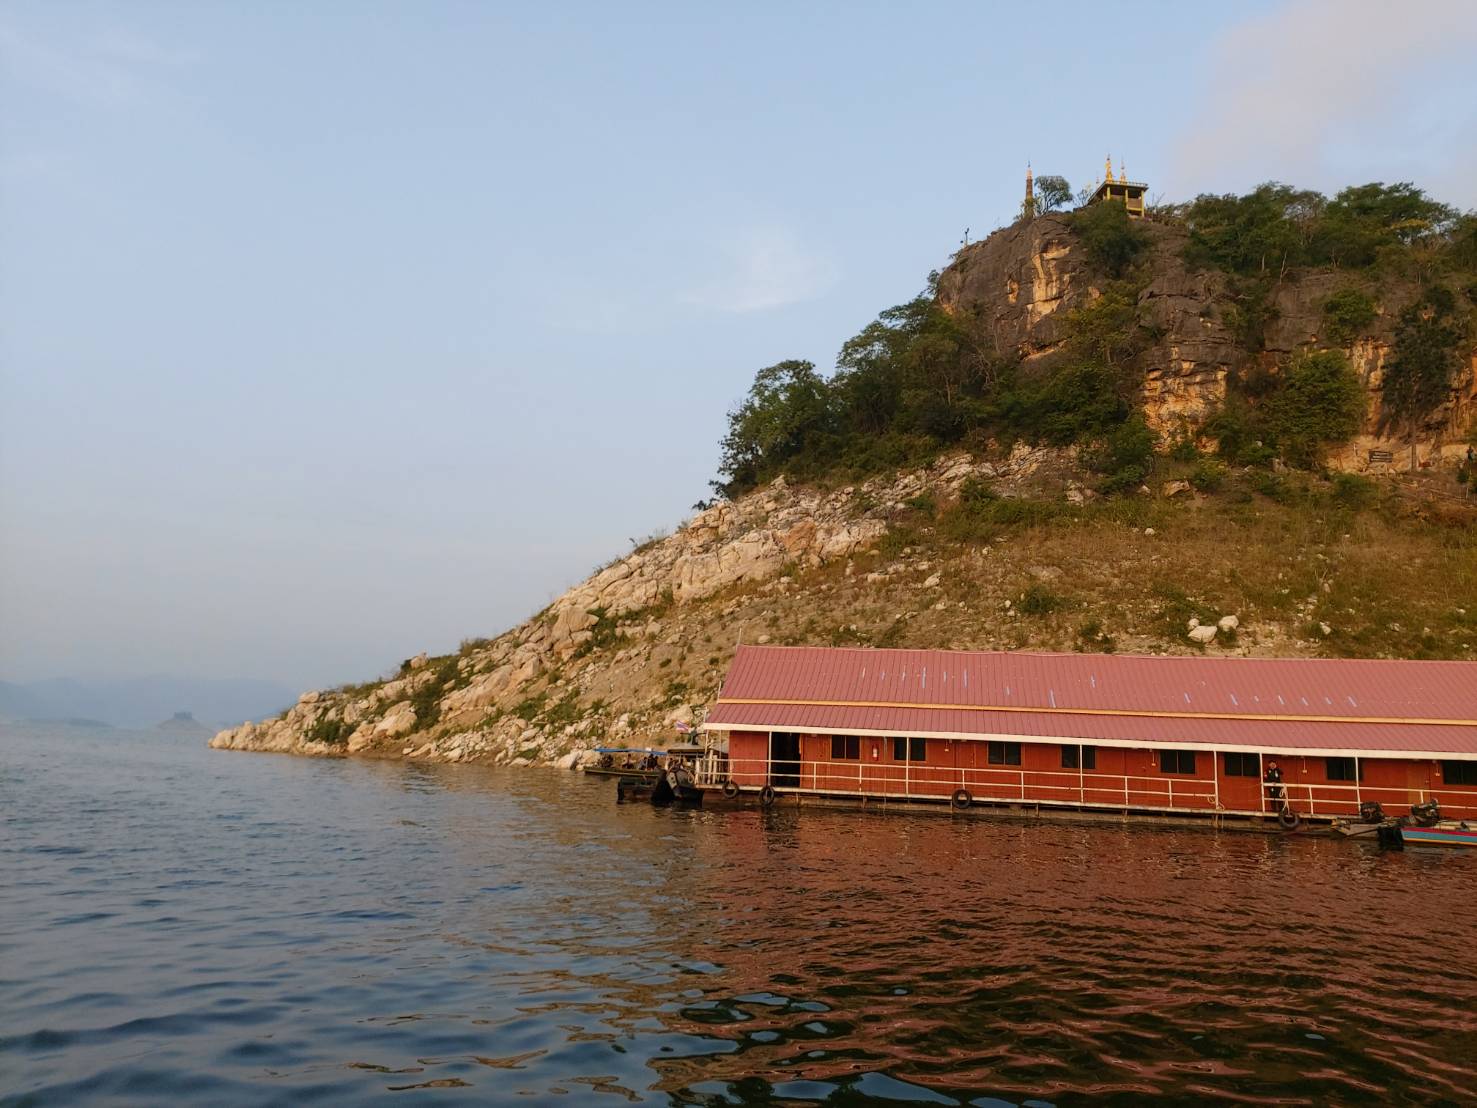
695,752 -> 1461,819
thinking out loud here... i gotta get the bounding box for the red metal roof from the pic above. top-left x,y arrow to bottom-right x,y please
702,646 -> 1477,758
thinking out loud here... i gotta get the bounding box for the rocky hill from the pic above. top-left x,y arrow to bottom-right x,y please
210,447 -> 1476,766
936,212 -> 1476,469
211,191 -> 1477,767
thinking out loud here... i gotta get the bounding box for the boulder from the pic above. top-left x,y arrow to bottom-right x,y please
1217,615 -> 1240,632
373,701 -> 418,738
1188,624 -> 1218,644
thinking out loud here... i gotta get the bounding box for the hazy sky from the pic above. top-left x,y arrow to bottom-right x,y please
3,0 -> 1475,691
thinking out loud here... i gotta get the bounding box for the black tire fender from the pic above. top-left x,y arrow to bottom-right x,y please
1277,807 -> 1301,831
951,788 -> 972,811
722,780 -> 740,799
759,784 -> 776,806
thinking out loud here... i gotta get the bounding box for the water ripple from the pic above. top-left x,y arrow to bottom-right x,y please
2,724 -> 1475,1105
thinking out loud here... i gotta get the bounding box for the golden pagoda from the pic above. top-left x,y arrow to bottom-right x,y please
1086,153 -> 1147,218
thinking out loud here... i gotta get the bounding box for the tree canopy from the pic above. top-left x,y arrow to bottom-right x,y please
1176,181 -> 1461,274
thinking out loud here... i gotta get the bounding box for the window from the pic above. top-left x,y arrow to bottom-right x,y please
891,737 -> 927,762
1223,752 -> 1260,777
1160,750 -> 1197,775
988,741 -> 1022,766
1325,757 -> 1361,782
1442,761 -> 1477,786
1061,745 -> 1095,770
830,735 -> 860,760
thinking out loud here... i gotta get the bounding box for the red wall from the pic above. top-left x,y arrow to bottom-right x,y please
719,730 -> 1477,819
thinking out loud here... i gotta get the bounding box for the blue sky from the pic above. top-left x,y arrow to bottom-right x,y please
3,0 -> 1475,690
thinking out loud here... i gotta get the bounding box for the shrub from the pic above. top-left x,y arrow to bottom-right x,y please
407,655 -> 460,730
905,491 -> 938,517
878,524 -> 923,559
1168,435 -> 1200,462
305,716 -> 351,746
1331,472 -> 1378,510
1019,584 -> 1068,615
1322,287 -> 1377,344
1383,286 -> 1466,463
1069,200 -> 1148,278
940,482 -> 1070,543
1265,350 -> 1365,468
1085,414 -> 1156,495
1190,459 -> 1228,493
1076,619 -> 1116,653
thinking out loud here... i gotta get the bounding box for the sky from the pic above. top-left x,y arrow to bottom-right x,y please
3,0 -> 1475,692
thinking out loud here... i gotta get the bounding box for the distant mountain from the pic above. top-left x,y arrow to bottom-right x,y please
154,711 -> 213,738
0,677 -> 297,730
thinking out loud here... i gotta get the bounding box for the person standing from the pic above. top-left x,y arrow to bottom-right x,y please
1263,759 -> 1285,810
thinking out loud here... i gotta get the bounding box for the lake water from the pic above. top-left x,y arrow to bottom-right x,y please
3,723 -> 1475,1106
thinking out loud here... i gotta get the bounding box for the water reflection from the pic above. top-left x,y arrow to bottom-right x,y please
2,725 -> 1474,1106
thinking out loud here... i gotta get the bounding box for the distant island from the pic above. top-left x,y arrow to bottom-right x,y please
0,676 -> 297,730
210,172 -> 1477,770
154,712 -> 213,738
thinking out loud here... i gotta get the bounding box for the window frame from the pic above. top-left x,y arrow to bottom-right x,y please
1159,749 -> 1197,775
1223,752 -> 1260,778
988,741 -> 1022,767
1325,756 -> 1361,783
1441,760 -> 1477,786
830,735 -> 860,761
891,736 -> 927,762
1061,744 -> 1095,770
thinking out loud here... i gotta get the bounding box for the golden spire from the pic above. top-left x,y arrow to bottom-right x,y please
1105,154 -> 1114,184
1119,159 -> 1126,183
1025,162 -> 1034,200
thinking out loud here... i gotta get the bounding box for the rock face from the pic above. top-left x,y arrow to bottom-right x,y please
935,215 -> 1477,469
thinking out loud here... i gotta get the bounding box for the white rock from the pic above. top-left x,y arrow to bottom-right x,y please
1188,625 -> 1218,644
373,701 -> 418,738
1143,528 -> 1156,536
1319,622 -> 1333,636
923,573 -> 941,588
1217,615 -> 1239,632
1187,617 -> 1201,630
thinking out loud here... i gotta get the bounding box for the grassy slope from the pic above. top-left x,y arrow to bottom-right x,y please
519,466 -> 1475,747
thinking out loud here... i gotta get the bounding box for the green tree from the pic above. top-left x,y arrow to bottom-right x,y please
1265,349 -> 1365,468
833,288 -> 991,444
1061,281 -> 1143,367
1069,199 -> 1148,278
1383,286 -> 1466,471
715,359 -> 832,496
1084,413 -> 1155,494
1180,182 -> 1321,275
1035,175 -> 1073,213
1321,287 -> 1377,345
1314,182 -> 1456,268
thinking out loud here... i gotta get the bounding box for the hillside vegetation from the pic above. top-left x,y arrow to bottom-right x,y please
715,181 -> 1476,499
211,181 -> 1477,767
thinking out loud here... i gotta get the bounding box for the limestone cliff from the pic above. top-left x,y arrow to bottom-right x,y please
935,215 -> 1477,470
